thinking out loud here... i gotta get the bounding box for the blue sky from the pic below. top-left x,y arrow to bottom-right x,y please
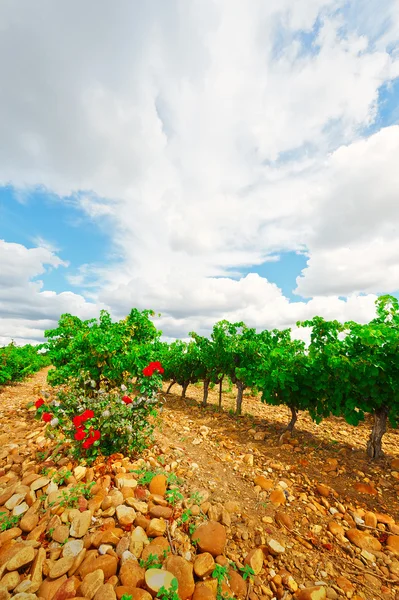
1,0 -> 399,343
0,186 -> 115,294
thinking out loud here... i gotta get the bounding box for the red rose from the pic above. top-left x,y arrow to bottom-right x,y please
74,427 -> 86,441
81,409 -> 94,421
35,398 -> 45,409
42,412 -> 52,423
143,361 -> 164,376
82,439 -> 92,449
93,429 -> 101,441
73,415 -> 83,428
122,395 -> 133,404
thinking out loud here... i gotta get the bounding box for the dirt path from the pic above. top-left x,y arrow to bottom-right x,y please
0,368 -> 50,461
160,383 -> 399,521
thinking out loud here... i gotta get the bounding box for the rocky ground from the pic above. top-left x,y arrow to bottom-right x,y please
0,371 -> 399,600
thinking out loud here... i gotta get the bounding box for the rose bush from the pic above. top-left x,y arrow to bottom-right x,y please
35,362 -> 163,463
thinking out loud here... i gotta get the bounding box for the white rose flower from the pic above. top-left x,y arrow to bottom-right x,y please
51,400 -> 60,407
121,384 -> 127,392
50,418 -> 59,427
102,410 -> 111,418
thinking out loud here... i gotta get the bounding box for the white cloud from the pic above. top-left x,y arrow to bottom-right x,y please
296,126 -> 399,296
0,1 -> 398,342
0,240 -> 105,344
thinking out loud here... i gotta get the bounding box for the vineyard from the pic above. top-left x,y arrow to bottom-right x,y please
1,296 -> 399,600
0,343 -> 50,386
36,294 -> 399,460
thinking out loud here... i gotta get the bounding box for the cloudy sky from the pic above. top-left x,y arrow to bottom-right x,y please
1,0 -> 399,345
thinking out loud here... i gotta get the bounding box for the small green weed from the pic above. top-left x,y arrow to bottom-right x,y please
165,488 -> 184,506
212,565 -> 231,600
52,469 -> 72,486
0,512 -> 20,531
58,482 -> 95,508
240,565 -> 255,581
156,578 -> 179,600
139,553 -> 163,569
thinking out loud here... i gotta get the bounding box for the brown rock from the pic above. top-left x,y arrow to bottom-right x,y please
364,512 -> 378,528
134,515 -> 150,531
68,548 -> 87,577
39,576 -> 68,600
116,506 -> 136,527
109,490 -> 124,507
387,535 -> 399,552
192,583 -> 215,600
147,519 -> 166,537
0,528 -> 22,546
26,521 -> 47,542
6,546 -> 35,571
336,577 -> 353,594
253,476 -> 273,491
353,483 -> 378,496
295,587 -> 326,600
270,490 -> 286,506
116,588 -> 152,600
376,512 -> 395,525
224,501 -> 240,514
327,522 -> 344,536
280,570 -> 298,593
93,583 -> 116,600
324,458 -> 338,472
149,475 -> 167,497
266,539 -> 285,555
119,561 -> 145,588
275,512 -> 293,530
30,477 -> 50,491
62,540 -> 84,559
0,483 -> 17,505
149,506 -> 173,519
116,538 -> 130,558
193,522 -> 226,557
52,576 -> 80,600
78,555 -> 118,580
0,572 -> 20,591
0,585 -> 9,600
53,525 -> 71,544
244,549 -> 263,575
316,484 -> 330,498
30,547 -> 46,593
79,569 -> 104,600
70,511 -> 92,538
228,570 -> 247,598
100,531 -> 121,547
148,537 -> 170,551
346,529 -> 382,552
164,556 -> 195,600
130,526 -> 149,557
19,511 -> 39,534
0,542 -> 23,568
49,556 -> 75,579
193,554 -> 215,579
